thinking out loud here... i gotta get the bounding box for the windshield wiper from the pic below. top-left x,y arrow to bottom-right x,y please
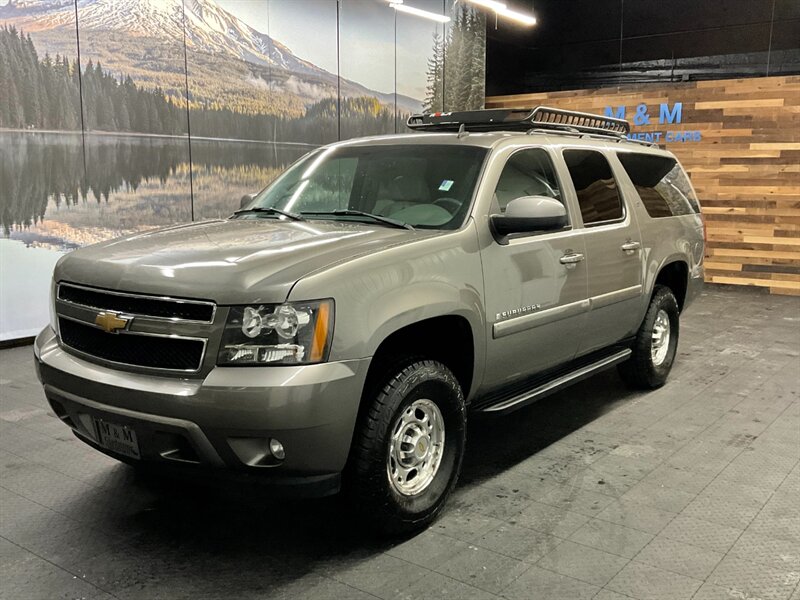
301,209 -> 414,230
232,207 -> 305,221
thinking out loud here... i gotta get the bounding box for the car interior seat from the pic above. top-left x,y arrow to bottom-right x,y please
373,175 -> 431,216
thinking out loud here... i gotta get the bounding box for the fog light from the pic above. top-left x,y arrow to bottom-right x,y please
269,438 -> 285,460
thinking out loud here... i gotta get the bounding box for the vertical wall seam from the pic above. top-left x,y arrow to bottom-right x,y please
267,0 -> 274,144
394,9 -> 397,133
180,0 -> 194,221
442,0 -> 447,110
336,0 -> 341,141
618,0 -> 624,92
766,0 -> 776,76
72,0 -> 87,177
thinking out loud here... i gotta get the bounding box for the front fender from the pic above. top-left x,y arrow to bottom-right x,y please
287,226 -> 487,396
362,282 -> 483,356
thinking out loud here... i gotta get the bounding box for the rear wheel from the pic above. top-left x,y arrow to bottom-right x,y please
347,360 -> 466,536
618,284 -> 680,389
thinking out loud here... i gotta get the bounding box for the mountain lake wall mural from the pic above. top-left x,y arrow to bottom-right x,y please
0,0 -> 487,341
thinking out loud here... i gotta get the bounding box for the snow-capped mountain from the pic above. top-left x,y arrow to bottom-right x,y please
2,0 -> 321,74
0,0 -> 422,111
0,0 -> 77,29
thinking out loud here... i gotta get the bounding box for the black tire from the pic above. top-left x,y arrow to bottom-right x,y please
618,284 -> 680,389
347,359 -> 466,536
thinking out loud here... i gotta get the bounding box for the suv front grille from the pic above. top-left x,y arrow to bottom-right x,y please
59,318 -> 205,372
58,283 -> 214,322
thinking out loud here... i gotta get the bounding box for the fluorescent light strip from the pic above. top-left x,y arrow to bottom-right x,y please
465,0 -> 507,11
496,6 -> 537,25
390,3 -> 451,23
464,0 -> 537,27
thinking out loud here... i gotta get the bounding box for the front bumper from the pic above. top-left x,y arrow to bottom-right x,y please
34,327 -> 370,496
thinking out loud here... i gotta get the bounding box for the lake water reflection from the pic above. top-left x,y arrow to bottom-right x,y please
0,131 -> 311,339
0,131 -> 310,247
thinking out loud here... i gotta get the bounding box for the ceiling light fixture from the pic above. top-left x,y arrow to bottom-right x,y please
389,2 -> 451,23
464,0 -> 536,27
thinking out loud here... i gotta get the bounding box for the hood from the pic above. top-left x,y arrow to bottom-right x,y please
55,218 -> 433,304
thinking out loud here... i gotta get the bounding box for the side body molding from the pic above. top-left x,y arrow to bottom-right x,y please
589,284 -> 643,310
492,284 -> 643,339
493,298 -> 590,339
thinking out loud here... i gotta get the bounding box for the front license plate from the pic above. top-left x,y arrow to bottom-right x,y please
94,419 -> 140,459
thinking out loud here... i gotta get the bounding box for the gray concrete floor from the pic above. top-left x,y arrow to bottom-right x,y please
1,286 -> 799,600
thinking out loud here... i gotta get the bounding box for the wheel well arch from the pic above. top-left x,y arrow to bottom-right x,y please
345,315 -> 475,473
654,260 -> 689,311
362,315 -> 475,401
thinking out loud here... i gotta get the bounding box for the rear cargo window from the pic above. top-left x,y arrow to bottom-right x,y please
617,153 -> 701,217
563,150 -> 624,225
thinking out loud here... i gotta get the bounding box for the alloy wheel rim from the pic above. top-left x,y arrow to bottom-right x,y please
651,309 -> 671,366
387,398 -> 445,496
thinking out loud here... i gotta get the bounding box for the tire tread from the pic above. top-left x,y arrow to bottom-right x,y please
347,359 -> 465,535
619,284 -> 680,390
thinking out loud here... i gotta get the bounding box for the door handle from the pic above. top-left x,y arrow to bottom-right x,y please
559,252 -> 585,267
621,241 -> 641,253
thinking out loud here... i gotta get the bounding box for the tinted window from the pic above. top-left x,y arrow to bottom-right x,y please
617,153 -> 700,217
563,150 -> 624,225
493,148 -> 562,213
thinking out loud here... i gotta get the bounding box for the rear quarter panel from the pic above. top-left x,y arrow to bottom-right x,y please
609,151 -> 705,314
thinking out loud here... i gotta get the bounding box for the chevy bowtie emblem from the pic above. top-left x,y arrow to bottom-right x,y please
94,311 -> 131,334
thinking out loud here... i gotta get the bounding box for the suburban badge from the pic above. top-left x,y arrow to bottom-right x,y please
495,304 -> 541,322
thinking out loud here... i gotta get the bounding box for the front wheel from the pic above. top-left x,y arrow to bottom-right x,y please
618,284 -> 680,389
347,360 -> 466,536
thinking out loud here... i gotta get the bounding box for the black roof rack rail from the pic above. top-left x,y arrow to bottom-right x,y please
407,106 -> 630,138
525,127 -> 656,148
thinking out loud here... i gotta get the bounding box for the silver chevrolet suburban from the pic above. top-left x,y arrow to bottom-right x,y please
34,107 -> 704,534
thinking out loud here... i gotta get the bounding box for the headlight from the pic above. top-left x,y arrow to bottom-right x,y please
217,300 -> 334,366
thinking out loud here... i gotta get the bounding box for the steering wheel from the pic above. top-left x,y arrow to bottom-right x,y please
433,197 -> 461,214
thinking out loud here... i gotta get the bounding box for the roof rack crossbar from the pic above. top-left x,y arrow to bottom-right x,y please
407,106 -> 630,138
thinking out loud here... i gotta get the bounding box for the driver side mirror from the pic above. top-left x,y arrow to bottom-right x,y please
240,193 -> 256,209
490,196 -> 568,244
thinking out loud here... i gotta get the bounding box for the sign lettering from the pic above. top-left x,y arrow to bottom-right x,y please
604,101 -> 700,143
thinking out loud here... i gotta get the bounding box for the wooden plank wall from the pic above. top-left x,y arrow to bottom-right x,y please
486,76 -> 800,295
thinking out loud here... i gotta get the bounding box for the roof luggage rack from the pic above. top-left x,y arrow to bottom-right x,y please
407,106 -> 631,139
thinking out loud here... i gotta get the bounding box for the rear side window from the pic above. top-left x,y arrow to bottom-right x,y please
617,153 -> 700,217
563,150 -> 624,225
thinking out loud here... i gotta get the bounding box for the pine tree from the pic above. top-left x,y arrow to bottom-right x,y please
466,10 -> 486,110
0,49 -> 9,126
148,94 -> 159,133
7,78 -> 23,128
428,5 -> 485,112
20,34 -> 41,126
454,10 -> 473,110
117,96 -> 131,131
136,92 -> 148,131
423,32 -> 444,113
443,8 -> 463,111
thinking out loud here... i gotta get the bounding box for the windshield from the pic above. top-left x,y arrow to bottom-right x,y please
239,144 -> 487,230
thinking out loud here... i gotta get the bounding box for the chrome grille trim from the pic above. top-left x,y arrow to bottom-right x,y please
57,282 -> 216,324
57,314 -> 207,373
